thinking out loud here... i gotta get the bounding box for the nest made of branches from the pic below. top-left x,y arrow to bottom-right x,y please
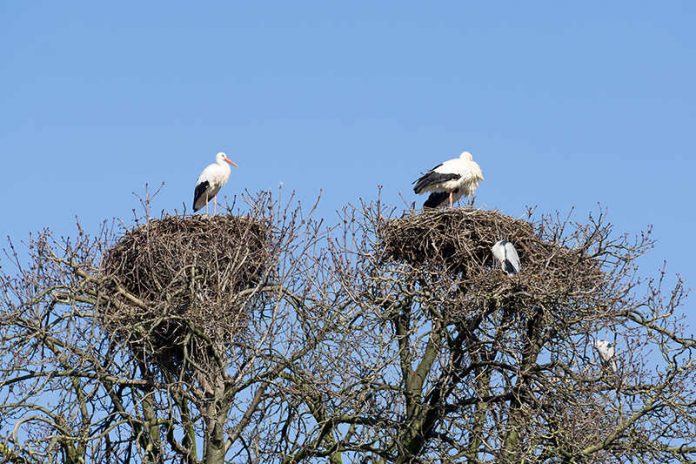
99,215 -> 272,373
378,208 -> 605,321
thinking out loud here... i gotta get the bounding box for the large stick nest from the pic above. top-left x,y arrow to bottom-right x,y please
378,208 -> 605,321
99,215 -> 272,372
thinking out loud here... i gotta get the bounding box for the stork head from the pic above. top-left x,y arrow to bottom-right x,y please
460,151 -> 474,161
216,152 -> 238,167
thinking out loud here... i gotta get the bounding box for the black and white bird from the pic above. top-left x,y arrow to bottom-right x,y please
413,151 -> 484,208
192,152 -> 238,214
491,240 -> 521,276
594,339 -> 618,373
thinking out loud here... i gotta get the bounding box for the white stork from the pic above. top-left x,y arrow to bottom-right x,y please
491,240 -> 521,276
413,151 -> 484,208
192,152 -> 238,215
594,339 -> 618,373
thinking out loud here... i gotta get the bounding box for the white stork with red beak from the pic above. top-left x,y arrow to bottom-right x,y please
192,152 -> 238,215
413,151 -> 484,208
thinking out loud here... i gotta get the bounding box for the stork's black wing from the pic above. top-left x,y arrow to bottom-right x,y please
423,191 -> 449,208
192,181 -> 210,211
503,260 -> 519,275
413,170 -> 461,194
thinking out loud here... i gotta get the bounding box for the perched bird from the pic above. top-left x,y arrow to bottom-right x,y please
491,240 -> 521,276
413,151 -> 484,208
192,152 -> 238,214
594,339 -> 618,373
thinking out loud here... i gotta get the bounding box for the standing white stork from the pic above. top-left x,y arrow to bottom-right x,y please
192,152 -> 238,215
491,240 -> 521,276
594,339 -> 618,373
413,151 -> 484,208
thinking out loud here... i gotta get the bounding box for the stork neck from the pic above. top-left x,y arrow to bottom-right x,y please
219,161 -> 232,176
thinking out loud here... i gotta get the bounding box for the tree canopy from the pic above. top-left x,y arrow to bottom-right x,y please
0,193 -> 693,463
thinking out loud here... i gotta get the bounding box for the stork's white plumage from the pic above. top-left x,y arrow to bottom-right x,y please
192,152 -> 238,214
594,339 -> 617,373
491,240 -> 521,276
413,151 -> 484,208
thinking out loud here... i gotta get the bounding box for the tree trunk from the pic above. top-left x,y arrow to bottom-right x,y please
204,414 -> 227,464
203,373 -> 231,464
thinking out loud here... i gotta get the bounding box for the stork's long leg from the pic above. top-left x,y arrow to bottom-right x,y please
449,191 -> 454,208
206,193 -> 209,215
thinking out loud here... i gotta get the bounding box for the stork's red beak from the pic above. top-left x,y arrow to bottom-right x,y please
225,159 -> 238,167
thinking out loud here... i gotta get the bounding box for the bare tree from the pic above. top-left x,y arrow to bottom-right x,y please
0,193 -> 693,463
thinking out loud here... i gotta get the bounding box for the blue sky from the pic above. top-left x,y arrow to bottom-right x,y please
1,2 -> 694,328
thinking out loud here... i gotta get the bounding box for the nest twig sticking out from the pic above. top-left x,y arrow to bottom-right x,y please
378,208 -> 604,322
99,215 -> 272,376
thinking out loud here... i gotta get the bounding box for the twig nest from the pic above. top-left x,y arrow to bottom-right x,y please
379,209 -> 604,320
99,215 -> 272,370
380,208 -> 534,268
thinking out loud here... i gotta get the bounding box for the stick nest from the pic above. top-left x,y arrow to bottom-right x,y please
379,208 -> 605,321
99,215 -> 272,372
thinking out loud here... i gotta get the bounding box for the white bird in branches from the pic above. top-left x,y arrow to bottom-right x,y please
413,151 -> 484,208
594,339 -> 618,373
491,240 -> 522,276
192,152 -> 238,215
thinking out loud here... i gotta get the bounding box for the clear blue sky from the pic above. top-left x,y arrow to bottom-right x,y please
1,2 -> 694,328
